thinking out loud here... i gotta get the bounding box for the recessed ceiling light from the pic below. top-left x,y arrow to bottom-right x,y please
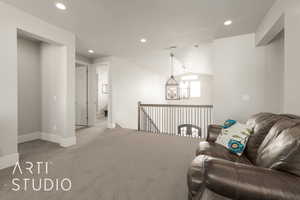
140,38 -> 147,43
88,50 -> 94,54
55,2 -> 66,10
224,20 -> 232,26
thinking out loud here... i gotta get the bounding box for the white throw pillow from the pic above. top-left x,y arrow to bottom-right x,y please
216,122 -> 252,156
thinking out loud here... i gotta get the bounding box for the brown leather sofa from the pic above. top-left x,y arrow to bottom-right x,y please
187,113 -> 300,200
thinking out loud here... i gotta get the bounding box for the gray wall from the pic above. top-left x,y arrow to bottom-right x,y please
17,38 -> 41,135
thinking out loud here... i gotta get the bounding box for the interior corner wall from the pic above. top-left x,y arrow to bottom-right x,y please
213,33 -> 284,123
110,57 -> 166,129
17,38 -> 41,136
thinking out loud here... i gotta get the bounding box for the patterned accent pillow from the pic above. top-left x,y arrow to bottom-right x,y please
216,122 -> 253,156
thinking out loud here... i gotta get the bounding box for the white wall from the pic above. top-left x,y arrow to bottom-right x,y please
284,12 -> 300,114
174,44 -> 214,76
41,43 -> 68,137
108,34 -> 284,127
213,33 -> 284,123
256,0 -> 300,115
264,32 -> 284,113
17,38 -> 41,136
0,1 -> 75,169
110,57 -> 166,129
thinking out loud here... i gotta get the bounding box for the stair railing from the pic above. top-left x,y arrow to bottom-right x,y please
138,102 -> 213,139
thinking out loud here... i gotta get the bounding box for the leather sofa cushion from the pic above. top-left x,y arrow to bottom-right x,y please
245,113 -> 285,164
188,156 -> 237,200
207,125 -> 223,142
256,119 -> 300,176
203,156 -> 300,200
196,141 -> 252,165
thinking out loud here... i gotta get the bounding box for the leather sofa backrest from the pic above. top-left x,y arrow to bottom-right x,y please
279,114 -> 300,120
207,125 -> 222,142
245,113 -> 285,164
256,119 -> 300,176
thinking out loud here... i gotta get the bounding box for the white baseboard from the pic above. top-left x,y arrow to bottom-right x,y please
40,132 -> 61,144
0,153 -> 19,170
18,132 -> 77,148
60,136 -> 77,147
107,122 -> 116,129
41,133 -> 76,147
18,132 -> 41,144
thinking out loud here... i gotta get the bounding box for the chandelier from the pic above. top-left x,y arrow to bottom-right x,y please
165,53 -> 180,100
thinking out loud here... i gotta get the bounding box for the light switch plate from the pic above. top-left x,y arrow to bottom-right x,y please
242,94 -> 250,101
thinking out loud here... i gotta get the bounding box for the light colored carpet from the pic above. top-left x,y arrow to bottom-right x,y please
0,125 -> 200,200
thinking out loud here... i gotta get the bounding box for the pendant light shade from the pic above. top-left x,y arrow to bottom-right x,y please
165,53 -> 180,100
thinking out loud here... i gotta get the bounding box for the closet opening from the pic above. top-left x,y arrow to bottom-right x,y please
17,29 -> 72,153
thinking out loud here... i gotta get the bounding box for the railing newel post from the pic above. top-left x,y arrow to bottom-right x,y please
138,101 -> 141,131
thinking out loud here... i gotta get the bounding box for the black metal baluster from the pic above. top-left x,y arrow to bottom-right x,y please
179,107 -> 181,136
198,107 -> 200,138
159,106 -> 162,133
200,107 -> 203,138
210,107 -> 212,125
171,107 -> 173,135
162,106 -> 164,134
146,107 -> 148,132
205,107 -> 207,138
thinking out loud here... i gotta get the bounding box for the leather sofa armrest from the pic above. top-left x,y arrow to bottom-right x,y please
204,157 -> 300,200
207,125 -> 222,142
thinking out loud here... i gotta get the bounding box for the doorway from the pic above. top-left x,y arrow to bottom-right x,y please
75,63 -> 89,128
96,64 -> 109,124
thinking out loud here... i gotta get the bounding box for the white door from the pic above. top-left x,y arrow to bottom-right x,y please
75,66 -> 88,126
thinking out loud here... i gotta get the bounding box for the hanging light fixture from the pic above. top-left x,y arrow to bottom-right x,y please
165,53 -> 180,100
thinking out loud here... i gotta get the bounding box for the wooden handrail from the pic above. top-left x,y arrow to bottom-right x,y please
140,103 -> 213,108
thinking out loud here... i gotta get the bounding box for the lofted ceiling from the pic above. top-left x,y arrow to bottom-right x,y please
2,0 -> 275,59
